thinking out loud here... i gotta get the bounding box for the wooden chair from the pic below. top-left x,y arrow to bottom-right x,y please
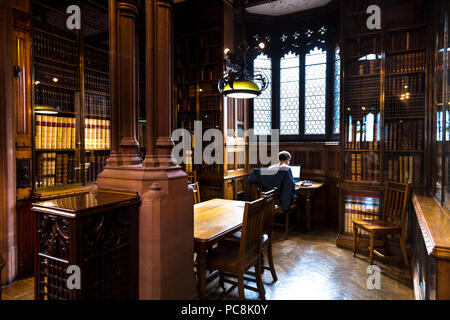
0,255 -> 5,300
273,195 -> 297,240
189,182 -> 201,204
222,189 -> 278,282
207,198 -> 266,300
352,181 -> 411,266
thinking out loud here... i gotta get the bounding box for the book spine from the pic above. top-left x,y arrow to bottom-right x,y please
36,115 -> 42,150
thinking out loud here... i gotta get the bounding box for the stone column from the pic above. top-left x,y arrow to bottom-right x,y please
143,0 -> 176,168
96,0 -> 195,299
107,0 -> 141,166
0,0 -> 18,285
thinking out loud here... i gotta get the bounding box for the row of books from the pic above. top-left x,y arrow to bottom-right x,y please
35,61 -> 78,89
386,155 -> 422,185
386,52 -> 425,74
178,84 -> 197,99
35,153 -> 80,188
200,111 -> 222,128
199,31 -> 221,47
384,120 -> 424,151
35,115 -> 76,150
33,32 -> 79,65
84,118 -> 111,150
35,86 -> 75,112
85,71 -> 110,94
344,197 -> 380,234
85,48 -> 109,73
200,66 -> 222,82
175,36 -> 196,54
178,112 -> 196,129
85,153 -> 108,183
385,95 -> 425,118
344,114 -> 381,150
176,69 -> 196,83
385,74 -> 424,95
200,96 -> 221,110
199,81 -> 218,95
345,152 -> 380,182
346,37 -> 381,58
32,3 -> 77,41
345,78 -> 379,99
199,48 -> 222,66
387,30 -> 426,53
178,97 -> 196,112
83,24 -> 109,51
85,94 -> 111,117
349,59 -> 380,76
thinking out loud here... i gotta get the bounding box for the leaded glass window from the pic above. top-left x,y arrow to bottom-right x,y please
280,52 -> 300,135
253,53 -> 272,135
305,47 -> 327,135
334,46 -> 341,134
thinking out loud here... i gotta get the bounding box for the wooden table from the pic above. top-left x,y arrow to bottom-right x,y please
295,181 -> 325,231
194,198 -> 246,299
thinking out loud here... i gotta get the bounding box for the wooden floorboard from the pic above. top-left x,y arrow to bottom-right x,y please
1,228 -> 413,300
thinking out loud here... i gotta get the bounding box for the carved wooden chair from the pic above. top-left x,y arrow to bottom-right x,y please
0,255 -> 5,300
352,181 -> 411,266
222,189 -> 278,283
273,195 -> 297,240
207,198 -> 266,300
189,182 -> 201,204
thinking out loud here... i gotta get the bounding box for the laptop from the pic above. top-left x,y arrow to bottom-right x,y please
290,165 -> 301,183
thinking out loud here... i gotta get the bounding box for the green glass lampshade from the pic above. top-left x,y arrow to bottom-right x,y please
223,79 -> 261,99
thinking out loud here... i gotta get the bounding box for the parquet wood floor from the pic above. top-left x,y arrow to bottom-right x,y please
1,229 -> 413,300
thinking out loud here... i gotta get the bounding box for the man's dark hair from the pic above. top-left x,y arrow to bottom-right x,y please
278,151 -> 291,162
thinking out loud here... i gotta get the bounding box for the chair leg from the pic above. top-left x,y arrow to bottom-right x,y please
238,270 -> 245,300
219,271 -> 225,291
352,225 -> 358,257
255,260 -> 266,300
383,234 -> 392,256
260,252 -> 265,274
267,243 -> 278,282
400,233 -> 409,267
369,232 -> 375,265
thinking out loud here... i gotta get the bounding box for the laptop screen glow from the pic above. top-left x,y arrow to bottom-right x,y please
291,165 -> 301,179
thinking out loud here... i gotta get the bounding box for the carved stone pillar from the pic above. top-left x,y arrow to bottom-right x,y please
96,0 -> 195,299
107,0 -> 141,166
0,0 -> 18,285
143,0 -> 176,168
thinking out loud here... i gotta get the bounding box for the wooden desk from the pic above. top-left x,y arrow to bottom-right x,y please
295,182 -> 325,231
194,198 -> 246,299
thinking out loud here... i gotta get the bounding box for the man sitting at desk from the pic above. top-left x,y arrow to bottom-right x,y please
269,151 -> 292,170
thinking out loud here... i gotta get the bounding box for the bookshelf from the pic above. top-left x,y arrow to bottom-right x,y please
31,0 -> 111,192
174,0 -> 248,200
339,0 -> 428,241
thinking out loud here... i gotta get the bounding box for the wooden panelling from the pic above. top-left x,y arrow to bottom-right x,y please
16,200 -> 34,277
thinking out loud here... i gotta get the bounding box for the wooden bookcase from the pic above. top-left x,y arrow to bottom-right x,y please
338,0 -> 428,245
31,0 -> 111,195
174,0 -> 249,201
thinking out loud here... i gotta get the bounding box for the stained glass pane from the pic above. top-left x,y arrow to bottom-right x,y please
305,47 -> 327,135
280,52 -> 300,135
334,46 -> 341,134
253,53 -> 272,135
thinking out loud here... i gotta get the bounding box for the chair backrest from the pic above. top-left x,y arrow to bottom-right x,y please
382,181 -> 411,228
247,183 -> 262,201
261,189 -> 276,236
189,182 -> 201,204
239,197 -> 265,263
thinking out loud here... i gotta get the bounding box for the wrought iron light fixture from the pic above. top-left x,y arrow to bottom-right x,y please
218,40 -> 269,99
